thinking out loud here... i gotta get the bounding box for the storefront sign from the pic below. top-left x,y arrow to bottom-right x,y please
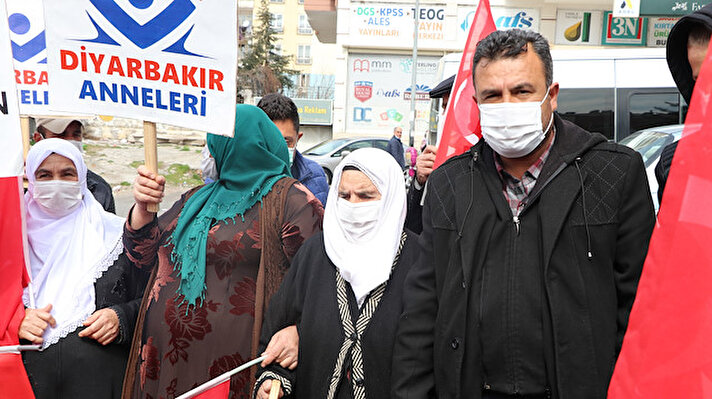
347,4 -> 541,50
613,0 -> 641,18
347,53 -> 438,133
293,98 -> 332,125
640,0 -> 710,16
555,10 -> 603,45
647,16 -> 680,47
458,7 -> 540,42
602,11 -> 647,46
348,4 -> 447,49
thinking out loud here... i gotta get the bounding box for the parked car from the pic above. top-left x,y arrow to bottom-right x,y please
619,124 -> 684,210
303,137 -> 406,184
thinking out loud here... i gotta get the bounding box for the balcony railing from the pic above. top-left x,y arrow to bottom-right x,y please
296,56 -> 312,64
298,27 -> 313,35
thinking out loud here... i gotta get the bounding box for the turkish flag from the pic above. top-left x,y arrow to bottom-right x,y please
0,176 -> 34,399
607,40 -> 712,397
433,0 -> 496,168
192,380 -> 229,399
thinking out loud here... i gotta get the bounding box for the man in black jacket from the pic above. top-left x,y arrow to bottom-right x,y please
655,4 -> 712,205
34,118 -> 116,214
392,29 -> 655,399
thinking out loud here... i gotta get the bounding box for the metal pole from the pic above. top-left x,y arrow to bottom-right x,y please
409,0 -> 420,147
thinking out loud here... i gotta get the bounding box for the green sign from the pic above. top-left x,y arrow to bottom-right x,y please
640,0 -> 711,16
602,11 -> 648,45
293,99 -> 333,125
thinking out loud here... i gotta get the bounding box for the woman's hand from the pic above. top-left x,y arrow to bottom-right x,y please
78,308 -> 120,345
256,379 -> 284,399
18,304 -> 56,344
261,325 -> 299,370
131,165 -> 166,230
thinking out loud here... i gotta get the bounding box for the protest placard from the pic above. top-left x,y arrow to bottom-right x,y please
6,0 -> 52,117
0,0 -> 23,176
44,0 -> 238,137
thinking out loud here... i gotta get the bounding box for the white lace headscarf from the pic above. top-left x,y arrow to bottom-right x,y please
23,138 -> 124,349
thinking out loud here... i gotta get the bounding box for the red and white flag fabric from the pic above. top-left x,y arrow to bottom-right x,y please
607,40 -> 712,397
0,0 -> 34,397
191,380 -> 229,399
433,0 -> 496,168
175,356 -> 266,399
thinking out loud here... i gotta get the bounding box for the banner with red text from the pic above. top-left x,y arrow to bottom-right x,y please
44,0 -> 237,136
5,0 -> 54,116
0,0 -> 22,176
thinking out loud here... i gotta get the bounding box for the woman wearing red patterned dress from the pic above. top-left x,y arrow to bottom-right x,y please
121,105 -> 323,399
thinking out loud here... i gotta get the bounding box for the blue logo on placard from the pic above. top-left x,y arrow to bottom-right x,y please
8,13 -> 46,63
82,0 -> 204,57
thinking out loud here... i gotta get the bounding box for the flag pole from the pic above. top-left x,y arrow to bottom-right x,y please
19,116 -> 30,159
18,115 -> 35,308
269,380 -> 281,399
175,356 -> 266,399
143,121 -> 159,213
408,0 -> 420,148
0,345 -> 41,354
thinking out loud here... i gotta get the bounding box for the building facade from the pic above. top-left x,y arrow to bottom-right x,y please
305,0 -> 707,142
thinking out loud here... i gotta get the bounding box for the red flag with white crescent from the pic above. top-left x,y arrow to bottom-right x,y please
433,0 -> 496,168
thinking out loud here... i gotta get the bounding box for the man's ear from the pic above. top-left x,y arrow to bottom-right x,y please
298,131 -> 304,141
548,82 -> 560,112
33,132 -> 43,142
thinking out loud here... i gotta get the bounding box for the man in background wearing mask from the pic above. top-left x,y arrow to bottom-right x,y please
392,29 -> 655,399
33,118 -> 116,214
257,93 -> 329,205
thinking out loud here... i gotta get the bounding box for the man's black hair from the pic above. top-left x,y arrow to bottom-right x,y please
688,21 -> 712,47
472,29 -> 553,87
257,93 -> 300,132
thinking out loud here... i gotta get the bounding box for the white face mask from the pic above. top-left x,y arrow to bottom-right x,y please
32,180 -> 83,218
288,147 -> 296,166
68,140 -> 83,153
336,198 -> 382,241
478,87 -> 554,158
201,156 -> 218,182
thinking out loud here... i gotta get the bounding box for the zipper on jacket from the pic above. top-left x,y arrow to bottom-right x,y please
507,210 -> 521,392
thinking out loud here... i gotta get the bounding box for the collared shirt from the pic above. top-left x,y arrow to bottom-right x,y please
494,133 -> 555,217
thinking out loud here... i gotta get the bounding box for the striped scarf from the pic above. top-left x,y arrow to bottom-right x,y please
326,231 -> 407,399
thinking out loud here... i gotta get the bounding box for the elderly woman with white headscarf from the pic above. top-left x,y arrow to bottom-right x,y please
19,138 -> 149,399
253,148 -> 419,399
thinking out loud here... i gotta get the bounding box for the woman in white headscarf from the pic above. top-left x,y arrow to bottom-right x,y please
254,147 -> 419,399
19,138 -> 149,399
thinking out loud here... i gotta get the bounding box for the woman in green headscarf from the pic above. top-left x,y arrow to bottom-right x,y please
121,105 -> 324,399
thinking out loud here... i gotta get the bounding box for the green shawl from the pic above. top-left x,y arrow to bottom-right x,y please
169,104 -> 291,307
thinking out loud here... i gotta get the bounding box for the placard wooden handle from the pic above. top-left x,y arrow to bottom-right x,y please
20,116 -> 30,160
268,379 -> 281,399
143,121 -> 159,213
